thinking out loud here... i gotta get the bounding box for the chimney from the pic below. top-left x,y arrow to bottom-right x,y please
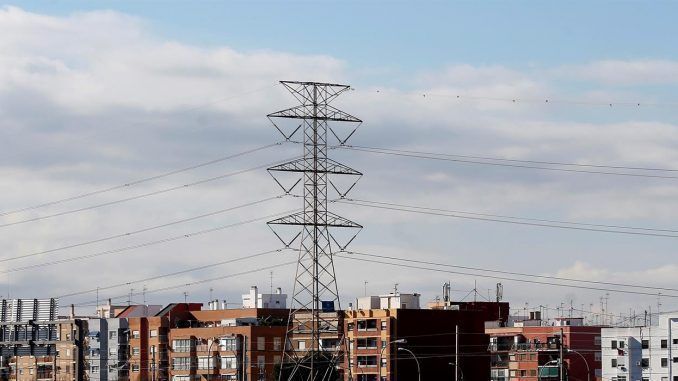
70,304 -> 75,319
276,287 -> 282,295
222,300 -> 227,309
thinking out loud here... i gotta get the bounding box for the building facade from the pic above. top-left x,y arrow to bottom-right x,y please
343,292 -> 509,381
168,308 -> 288,381
601,313 -> 678,381
486,315 -> 602,381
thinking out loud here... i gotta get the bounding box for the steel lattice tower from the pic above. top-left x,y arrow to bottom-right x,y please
268,81 -> 362,381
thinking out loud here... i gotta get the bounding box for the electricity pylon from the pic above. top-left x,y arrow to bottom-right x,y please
268,81 -> 362,381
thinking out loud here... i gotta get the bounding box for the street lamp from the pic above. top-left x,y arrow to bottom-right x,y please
397,347 -> 421,381
448,362 -> 464,381
379,339 -> 406,381
567,349 -> 590,381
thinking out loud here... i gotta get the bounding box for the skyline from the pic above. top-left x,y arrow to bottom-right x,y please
1,3 -> 678,319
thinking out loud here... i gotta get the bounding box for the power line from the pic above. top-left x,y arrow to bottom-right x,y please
0,209 -> 299,275
0,196 -> 282,263
335,253 -> 678,298
72,259 -> 298,307
0,156 -> 300,229
339,145 -> 678,180
0,142 -> 282,218
343,250 -> 678,293
339,199 -> 678,239
342,198 -> 678,235
58,248 -> 288,299
343,144 -> 678,173
362,87 -> 678,108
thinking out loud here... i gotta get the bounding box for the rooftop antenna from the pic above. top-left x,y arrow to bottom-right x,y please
364,281 -> 368,297
394,283 -> 399,294
129,288 -> 134,306
209,287 -> 214,302
183,291 -> 188,304
143,286 -> 147,305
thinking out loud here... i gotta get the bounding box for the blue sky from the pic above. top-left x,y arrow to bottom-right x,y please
3,1 -> 678,318
15,1 -> 678,71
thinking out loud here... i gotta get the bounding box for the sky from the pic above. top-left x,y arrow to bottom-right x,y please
3,1 -> 678,322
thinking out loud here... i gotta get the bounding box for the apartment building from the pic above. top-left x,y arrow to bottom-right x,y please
343,292 -> 509,381
168,307 -> 288,381
84,304 -> 162,381
0,298 -> 86,381
486,313 -> 602,381
128,303 -> 202,381
601,313 -> 678,381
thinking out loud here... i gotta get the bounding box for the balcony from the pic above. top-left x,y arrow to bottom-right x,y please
513,342 -> 559,351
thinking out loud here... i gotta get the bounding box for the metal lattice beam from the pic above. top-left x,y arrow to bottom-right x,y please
268,81 -> 362,381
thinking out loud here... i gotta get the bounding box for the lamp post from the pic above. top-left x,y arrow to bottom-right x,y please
567,349 -> 590,381
379,339 -> 406,381
203,336 -> 220,378
397,347 -> 420,381
448,362 -> 464,381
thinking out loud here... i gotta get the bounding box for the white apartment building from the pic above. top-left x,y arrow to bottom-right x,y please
602,314 -> 678,381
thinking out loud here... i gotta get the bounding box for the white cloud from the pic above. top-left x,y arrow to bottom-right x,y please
555,59 -> 678,85
2,6 -> 678,316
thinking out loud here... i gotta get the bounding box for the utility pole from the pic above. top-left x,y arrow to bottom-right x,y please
268,81 -> 362,381
455,325 -> 459,381
559,328 -> 564,381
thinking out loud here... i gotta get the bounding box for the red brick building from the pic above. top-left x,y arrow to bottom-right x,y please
486,316 -> 602,381
343,294 -> 509,381
168,307 -> 288,381
128,303 -> 202,381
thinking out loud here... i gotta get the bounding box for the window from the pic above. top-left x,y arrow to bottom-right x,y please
673,377 -> 678,381
274,337 -> 282,351
357,320 -> 378,331
662,358 -> 668,367
173,339 -> 193,352
611,359 -> 617,368
172,357 -> 191,370
347,322 -> 354,331
381,340 -> 387,349
530,353 -> 536,361
642,340 -> 650,349
619,341 -> 625,348
132,364 -> 140,372
381,357 -> 387,367
198,356 -> 215,370
257,356 -> 265,369
220,356 -> 237,369
91,366 -> 99,374
595,352 -> 601,362
662,339 -> 668,348
219,338 -> 237,351
132,330 -> 140,339
109,348 -> 117,356
357,356 -> 378,367
297,341 -> 306,350
150,330 -> 158,338
674,339 -> 678,345
674,357 -> 678,363
594,336 -> 601,346
530,370 -> 537,377
611,340 -> 618,349
641,358 -> 649,368
109,331 -> 117,339
357,338 -> 378,349
381,320 -> 387,330
132,347 -> 140,356
257,337 -> 265,351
